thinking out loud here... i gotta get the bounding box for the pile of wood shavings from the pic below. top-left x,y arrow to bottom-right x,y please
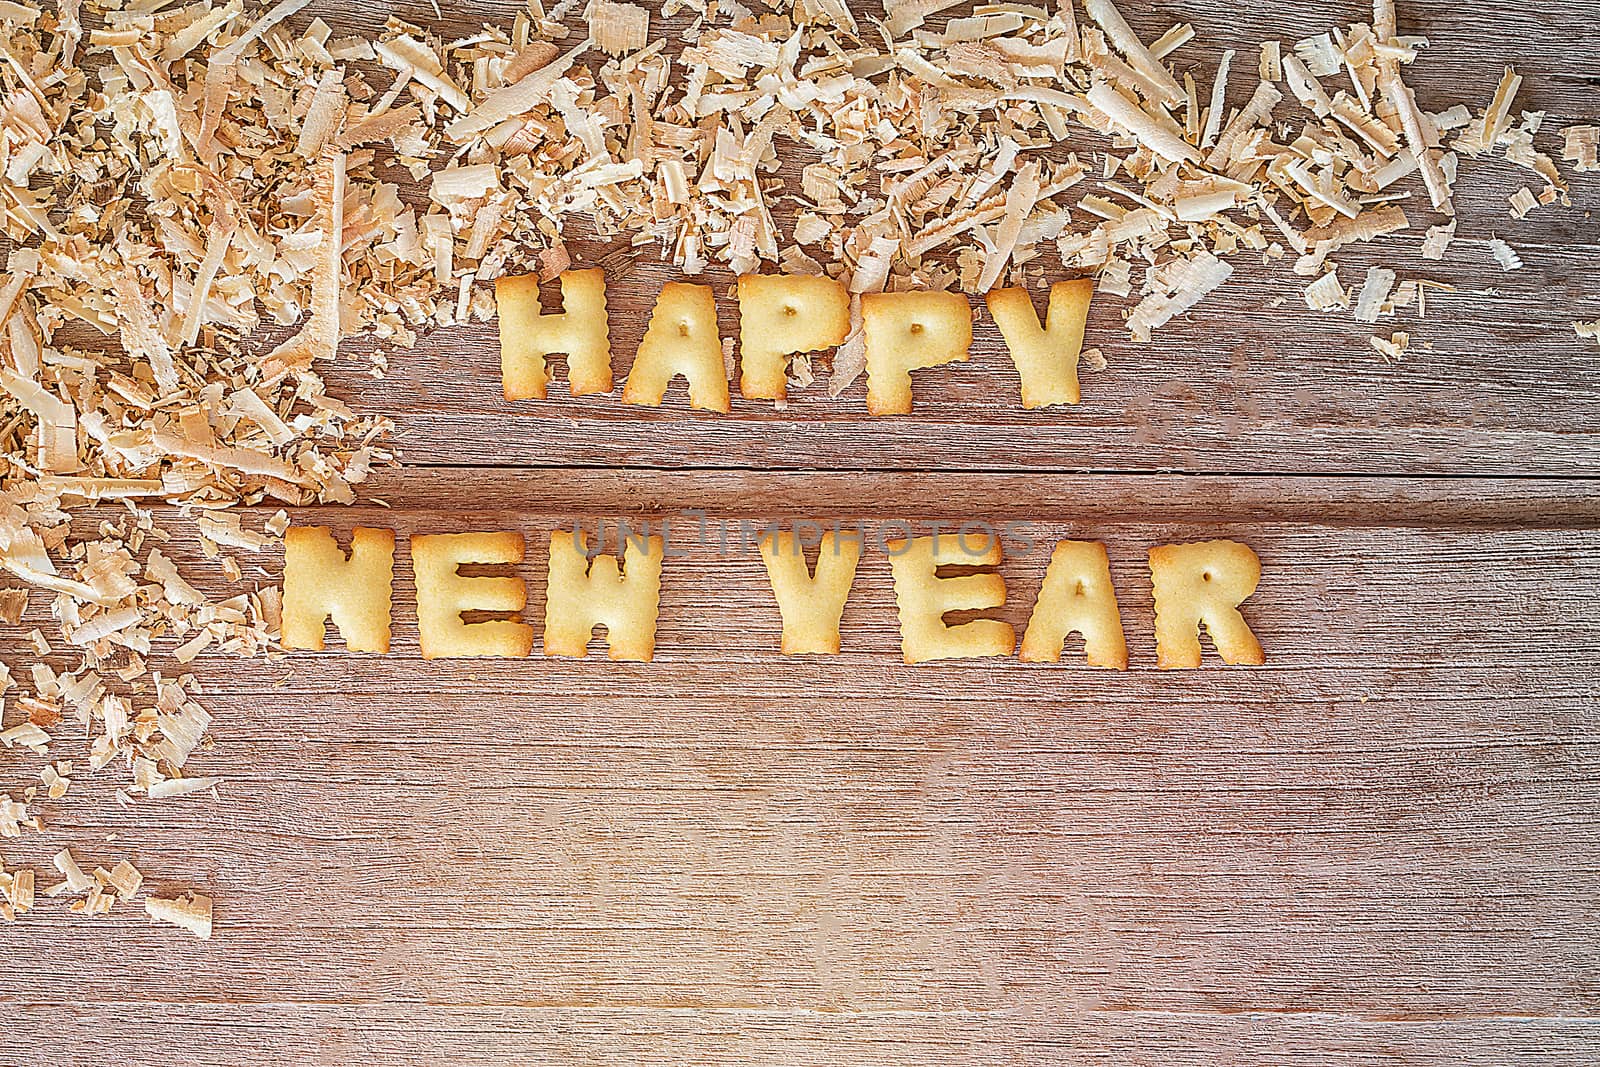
0,0 -> 1593,935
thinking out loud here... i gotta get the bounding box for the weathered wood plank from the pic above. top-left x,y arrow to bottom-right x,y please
13,470 -> 1600,683
268,0 -> 1600,476
10,1004 -> 1600,1067
44,0 -> 1600,475
337,252 -> 1600,474
7,0 -> 1600,1057
2,472 -> 1596,1064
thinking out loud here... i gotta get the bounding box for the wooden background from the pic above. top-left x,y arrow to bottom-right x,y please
7,0 -> 1600,1064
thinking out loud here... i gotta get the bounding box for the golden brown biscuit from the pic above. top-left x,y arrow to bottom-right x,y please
496,268 -> 612,399
985,279 -> 1093,408
861,290 -> 972,415
886,533 -> 1015,663
621,282 -> 730,412
1019,539 -> 1127,668
281,525 -> 395,653
757,529 -> 862,654
411,531 -> 534,659
737,274 -> 851,401
544,529 -> 665,661
1148,539 -> 1265,669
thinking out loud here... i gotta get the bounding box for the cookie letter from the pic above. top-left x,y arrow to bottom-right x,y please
985,279 -> 1093,407
1020,540 -> 1127,668
1149,539 -> 1265,668
861,290 -> 972,415
544,529 -> 665,661
622,282 -> 730,412
758,529 -> 862,654
737,274 -> 850,401
496,268 -> 612,399
411,532 -> 534,659
887,533 -> 1015,663
282,526 -> 395,653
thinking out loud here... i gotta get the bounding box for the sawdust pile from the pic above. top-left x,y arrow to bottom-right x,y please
0,0 -> 1588,933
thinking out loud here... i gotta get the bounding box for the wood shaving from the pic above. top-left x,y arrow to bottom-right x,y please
1,858 -> 36,919
51,848 -> 93,893
1303,270 -> 1347,312
1420,221 -> 1456,260
1125,252 -> 1233,343
144,891 -> 212,938
589,1 -> 649,56
105,859 -> 143,900
1562,126 -> 1599,172
1353,266 -> 1398,323
1487,237 -> 1524,271
1083,0 -> 1184,105
1370,330 -> 1409,361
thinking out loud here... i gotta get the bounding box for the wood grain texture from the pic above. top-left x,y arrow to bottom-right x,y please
6,0 -> 1600,1058
304,0 -> 1600,475
345,252 -> 1600,474
5,473 -> 1600,1064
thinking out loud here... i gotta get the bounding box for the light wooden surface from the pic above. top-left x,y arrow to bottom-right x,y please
7,472 -> 1600,1064
308,0 -> 1600,477
6,0 -> 1600,1064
